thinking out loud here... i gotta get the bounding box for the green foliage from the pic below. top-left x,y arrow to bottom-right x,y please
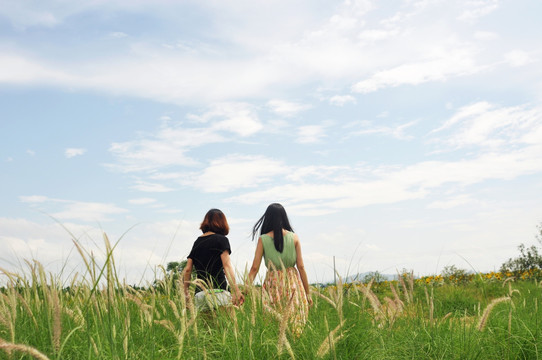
3,227 -> 542,359
500,243 -> 542,274
154,260 -> 192,292
441,265 -> 470,285
362,270 -> 387,283
166,260 -> 188,273
2,266 -> 542,359
500,222 -> 542,276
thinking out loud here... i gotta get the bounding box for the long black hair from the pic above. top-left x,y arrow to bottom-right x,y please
252,203 -> 293,253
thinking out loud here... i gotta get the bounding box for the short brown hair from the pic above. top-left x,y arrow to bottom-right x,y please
200,208 -> 229,235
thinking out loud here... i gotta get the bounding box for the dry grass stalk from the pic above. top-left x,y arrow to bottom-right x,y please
154,319 -> 175,332
315,291 -> 337,309
438,312 -> 453,327
123,315 -> 130,359
0,338 -> 51,360
364,279 -> 374,303
90,337 -> 99,357
51,289 -> 62,352
277,290 -> 296,356
383,297 -> 401,324
262,302 -> 282,321
502,277 -> 515,287
389,282 -> 404,311
423,286 -> 434,323
398,273 -> 409,302
169,299 -> 181,320
63,306 -> 85,327
477,296 -> 511,331
0,312 -> 9,329
0,293 -> 16,342
316,318 -> 346,358
429,287 -> 434,324
16,292 -> 38,329
0,295 -> 11,328
125,293 -> 153,325
506,282 -> 520,298
407,271 -> 414,302
358,283 -> 384,319
333,277 -> 344,322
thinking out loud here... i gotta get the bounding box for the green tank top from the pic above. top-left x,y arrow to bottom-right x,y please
261,231 -> 297,269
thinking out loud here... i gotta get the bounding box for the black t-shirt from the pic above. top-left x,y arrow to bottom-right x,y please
187,234 -> 231,292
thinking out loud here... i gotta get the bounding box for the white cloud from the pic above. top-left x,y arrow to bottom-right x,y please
457,0 -> 499,22
130,181 -> 174,193
108,104 -> 263,174
184,154 -> 287,193
474,31 -> 498,41
228,101 -> 542,213
358,29 -> 399,42
65,148 -> 86,158
107,125 -> 222,173
52,202 -> 128,222
297,125 -> 327,144
26,149 -> 35,156
18,195 -> 128,222
19,195 -> 49,203
267,99 -> 311,117
329,95 -> 356,106
128,198 -> 157,205
431,102 -> 542,149
0,54 -> 75,84
107,31 -> 128,39
352,48 -> 480,93
504,50 -> 536,68
427,194 -> 478,209
345,120 -> 417,140
229,145 -> 542,211
205,103 -> 263,137
0,1 -> 531,106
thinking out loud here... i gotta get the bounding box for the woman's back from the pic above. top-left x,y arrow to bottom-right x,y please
188,233 -> 231,290
261,231 -> 297,269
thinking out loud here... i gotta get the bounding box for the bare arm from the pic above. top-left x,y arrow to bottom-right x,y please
183,258 -> 193,305
247,237 -> 264,285
220,250 -> 244,306
294,234 -> 313,306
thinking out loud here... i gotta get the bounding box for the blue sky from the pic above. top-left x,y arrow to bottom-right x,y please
1,0 -> 542,285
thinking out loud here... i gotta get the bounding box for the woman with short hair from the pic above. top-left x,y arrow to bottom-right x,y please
184,209 -> 244,311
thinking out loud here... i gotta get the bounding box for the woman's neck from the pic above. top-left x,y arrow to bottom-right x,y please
201,231 -> 215,236
265,229 -> 287,238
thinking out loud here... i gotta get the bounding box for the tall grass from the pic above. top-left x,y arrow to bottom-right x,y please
1,232 -> 541,359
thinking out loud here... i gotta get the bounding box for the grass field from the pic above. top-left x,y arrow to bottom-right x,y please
1,234 -> 541,359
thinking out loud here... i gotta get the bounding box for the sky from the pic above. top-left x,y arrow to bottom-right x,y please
1,0 -> 542,286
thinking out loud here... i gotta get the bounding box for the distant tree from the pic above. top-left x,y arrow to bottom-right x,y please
154,260 -> 192,292
441,265 -> 469,284
167,260 -> 188,273
362,271 -> 387,283
500,244 -> 542,274
500,222 -> 542,275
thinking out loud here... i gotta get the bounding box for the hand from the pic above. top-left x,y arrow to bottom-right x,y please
307,295 -> 313,307
233,292 -> 245,306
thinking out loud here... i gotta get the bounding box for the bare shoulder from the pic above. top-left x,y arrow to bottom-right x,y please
292,232 -> 300,244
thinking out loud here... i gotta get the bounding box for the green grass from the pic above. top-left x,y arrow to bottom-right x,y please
1,236 -> 542,359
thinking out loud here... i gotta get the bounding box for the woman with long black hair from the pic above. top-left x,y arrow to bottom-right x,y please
247,203 -> 312,335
